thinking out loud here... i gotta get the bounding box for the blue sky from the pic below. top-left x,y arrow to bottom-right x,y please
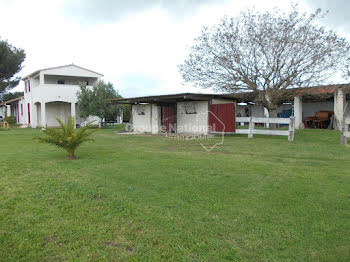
1,0 -> 349,98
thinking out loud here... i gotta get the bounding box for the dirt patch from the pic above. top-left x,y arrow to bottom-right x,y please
102,241 -> 122,247
125,246 -> 134,252
42,234 -> 58,246
102,241 -> 134,252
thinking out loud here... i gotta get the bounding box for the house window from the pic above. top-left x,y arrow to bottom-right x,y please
25,81 -> 27,93
21,104 -> 23,116
27,80 -> 31,92
136,105 -> 145,115
57,80 -> 65,85
182,103 -> 197,114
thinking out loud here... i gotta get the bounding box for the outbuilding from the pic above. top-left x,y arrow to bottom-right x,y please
113,93 -> 236,135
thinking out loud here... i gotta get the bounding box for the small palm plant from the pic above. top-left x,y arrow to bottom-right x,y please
35,117 -> 97,159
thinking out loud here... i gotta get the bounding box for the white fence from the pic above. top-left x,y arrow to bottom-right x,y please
340,118 -> 350,144
236,117 -> 295,141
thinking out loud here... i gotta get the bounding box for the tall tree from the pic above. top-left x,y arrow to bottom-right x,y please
342,57 -> 350,80
179,6 -> 350,117
0,91 -> 24,103
77,80 -> 123,124
0,38 -> 26,94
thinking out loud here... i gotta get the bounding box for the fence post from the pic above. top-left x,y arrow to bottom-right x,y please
340,117 -> 347,145
248,116 -> 254,139
288,117 -> 295,142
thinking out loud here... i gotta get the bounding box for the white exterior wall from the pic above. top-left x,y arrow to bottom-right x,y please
334,90 -> 345,130
20,65 -> 102,128
132,104 -> 152,133
151,105 -> 161,134
1,99 -> 28,126
45,102 -> 71,127
5,105 -> 10,117
294,96 -> 303,129
131,104 -> 160,134
177,101 -> 209,135
24,83 -> 81,128
131,101 -> 211,135
17,99 -> 27,125
0,106 -> 5,118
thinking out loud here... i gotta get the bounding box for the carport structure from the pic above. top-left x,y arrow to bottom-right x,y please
112,93 -> 237,135
225,84 -> 350,130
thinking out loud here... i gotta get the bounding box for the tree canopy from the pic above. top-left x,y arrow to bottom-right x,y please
179,6 -> 350,115
0,91 -> 24,103
0,38 -> 26,94
77,80 -> 124,122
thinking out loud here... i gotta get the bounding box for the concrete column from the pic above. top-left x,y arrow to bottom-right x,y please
294,96 -> 304,130
151,104 -> 160,134
71,103 -> 76,127
334,89 -> 345,131
6,105 -> 10,117
264,107 -> 269,128
41,102 -> 46,128
32,103 -> 37,128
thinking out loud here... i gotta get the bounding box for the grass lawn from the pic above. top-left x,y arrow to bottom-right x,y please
0,128 -> 350,261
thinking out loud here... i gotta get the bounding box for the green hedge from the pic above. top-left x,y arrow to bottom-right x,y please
4,116 -> 16,125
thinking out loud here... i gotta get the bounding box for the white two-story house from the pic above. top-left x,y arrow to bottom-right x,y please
0,64 -> 103,127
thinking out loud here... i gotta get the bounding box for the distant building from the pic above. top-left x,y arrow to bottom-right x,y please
0,64 -> 105,127
112,84 -> 350,135
113,93 -> 236,135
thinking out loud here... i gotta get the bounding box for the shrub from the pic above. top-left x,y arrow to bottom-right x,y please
4,116 -> 16,125
35,117 -> 97,159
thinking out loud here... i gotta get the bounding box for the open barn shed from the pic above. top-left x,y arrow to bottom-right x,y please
227,84 -> 350,130
113,93 -> 236,135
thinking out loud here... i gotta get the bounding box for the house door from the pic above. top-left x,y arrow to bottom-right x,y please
209,103 -> 236,132
162,105 -> 177,132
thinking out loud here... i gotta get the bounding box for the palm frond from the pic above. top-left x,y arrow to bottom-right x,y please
35,117 -> 97,158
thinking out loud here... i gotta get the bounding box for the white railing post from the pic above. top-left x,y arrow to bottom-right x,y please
288,117 -> 295,142
248,116 -> 254,139
341,117 -> 348,145
235,116 -> 295,141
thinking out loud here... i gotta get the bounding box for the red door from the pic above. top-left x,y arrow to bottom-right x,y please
209,103 -> 235,132
162,105 -> 176,132
27,103 -> 31,124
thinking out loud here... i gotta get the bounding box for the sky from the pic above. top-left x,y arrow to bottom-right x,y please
1,0 -> 349,98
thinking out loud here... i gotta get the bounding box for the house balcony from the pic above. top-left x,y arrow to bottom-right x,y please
30,84 -> 92,104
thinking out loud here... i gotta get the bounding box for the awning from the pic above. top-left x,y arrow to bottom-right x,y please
111,93 -> 236,104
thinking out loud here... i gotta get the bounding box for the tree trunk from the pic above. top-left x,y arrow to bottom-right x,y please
67,150 -> 77,160
268,106 -> 278,130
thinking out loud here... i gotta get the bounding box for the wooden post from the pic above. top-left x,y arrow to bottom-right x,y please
248,116 -> 254,139
340,117 -> 347,145
288,117 -> 295,142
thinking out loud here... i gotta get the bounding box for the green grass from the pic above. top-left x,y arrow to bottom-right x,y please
101,123 -> 126,131
0,128 -> 350,261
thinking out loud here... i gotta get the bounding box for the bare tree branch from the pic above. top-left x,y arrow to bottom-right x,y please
179,5 -> 350,114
